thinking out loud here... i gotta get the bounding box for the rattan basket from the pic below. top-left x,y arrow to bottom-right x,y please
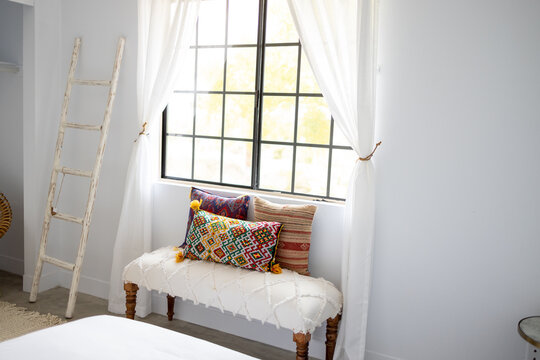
0,193 -> 12,239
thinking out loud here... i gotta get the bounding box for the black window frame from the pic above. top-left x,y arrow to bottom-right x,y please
162,0 -> 352,201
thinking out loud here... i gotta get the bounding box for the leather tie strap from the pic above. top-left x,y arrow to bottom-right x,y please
138,121 -> 148,136
134,122 -> 149,142
358,141 -> 382,161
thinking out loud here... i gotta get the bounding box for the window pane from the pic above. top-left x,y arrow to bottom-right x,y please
174,49 -> 196,91
223,140 -> 252,186
297,97 -> 331,145
195,94 -> 222,137
198,0 -> 226,45
263,46 -> 298,93
165,136 -> 192,179
228,0 -> 259,45
197,48 -> 224,91
330,149 -> 356,198
226,47 -> 256,92
265,0 -> 298,43
294,147 -> 329,196
333,122 -> 350,146
163,0 -> 348,200
261,96 -> 295,142
259,144 -> 293,192
167,94 -> 194,135
299,50 -> 320,94
194,138 -> 221,182
224,95 -> 254,139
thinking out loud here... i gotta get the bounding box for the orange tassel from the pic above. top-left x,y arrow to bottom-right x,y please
271,263 -> 282,274
175,251 -> 184,263
190,199 -> 201,212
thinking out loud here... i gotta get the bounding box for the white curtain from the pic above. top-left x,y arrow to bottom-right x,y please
286,0 -> 379,359
108,0 -> 200,316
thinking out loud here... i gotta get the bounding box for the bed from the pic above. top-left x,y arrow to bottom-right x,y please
0,315 -> 258,359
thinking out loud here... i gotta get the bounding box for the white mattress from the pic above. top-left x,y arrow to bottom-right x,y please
0,315 -> 257,359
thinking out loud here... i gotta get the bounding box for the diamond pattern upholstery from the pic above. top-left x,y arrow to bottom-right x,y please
123,247 -> 342,334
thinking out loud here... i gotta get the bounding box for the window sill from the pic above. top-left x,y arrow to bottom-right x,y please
157,178 -> 345,207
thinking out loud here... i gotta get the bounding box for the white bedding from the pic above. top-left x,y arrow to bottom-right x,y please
0,315 -> 257,359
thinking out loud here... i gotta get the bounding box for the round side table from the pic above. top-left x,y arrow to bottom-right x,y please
518,316 -> 540,348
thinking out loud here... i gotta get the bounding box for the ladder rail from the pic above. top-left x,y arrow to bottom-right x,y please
65,123 -> 102,131
41,255 -> 75,271
30,37 -> 81,302
73,79 -> 111,86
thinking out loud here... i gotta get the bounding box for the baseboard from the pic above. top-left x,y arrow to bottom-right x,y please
0,254 -> 24,275
22,270 -> 109,300
366,350 -> 405,360
151,292 -> 326,359
57,270 -> 110,299
23,271 -> 59,293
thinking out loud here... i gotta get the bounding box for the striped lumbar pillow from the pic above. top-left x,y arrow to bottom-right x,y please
253,197 -> 317,275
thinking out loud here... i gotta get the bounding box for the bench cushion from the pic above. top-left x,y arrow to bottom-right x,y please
123,247 -> 342,334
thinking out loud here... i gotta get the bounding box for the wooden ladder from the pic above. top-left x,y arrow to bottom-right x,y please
29,37 -> 125,318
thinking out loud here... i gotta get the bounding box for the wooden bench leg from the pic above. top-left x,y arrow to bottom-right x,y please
325,314 -> 342,360
293,332 -> 311,360
167,294 -> 175,321
124,282 -> 138,319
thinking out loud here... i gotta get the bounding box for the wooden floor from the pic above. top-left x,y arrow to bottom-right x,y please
0,270 -> 314,359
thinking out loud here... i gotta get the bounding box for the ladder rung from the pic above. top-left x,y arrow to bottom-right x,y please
41,255 -> 75,271
64,122 -> 102,131
73,79 -> 111,86
52,211 -> 84,224
57,166 -> 92,178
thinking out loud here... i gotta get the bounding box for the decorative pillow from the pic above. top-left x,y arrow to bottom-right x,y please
177,200 -> 283,273
253,197 -> 317,276
183,187 -> 250,244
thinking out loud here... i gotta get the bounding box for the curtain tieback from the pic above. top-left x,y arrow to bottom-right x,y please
358,141 -> 382,161
134,122 -> 149,142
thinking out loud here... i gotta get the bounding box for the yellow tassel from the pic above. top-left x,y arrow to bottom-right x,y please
173,246 -> 179,251
271,263 -> 282,274
190,199 -> 201,212
175,251 -> 184,263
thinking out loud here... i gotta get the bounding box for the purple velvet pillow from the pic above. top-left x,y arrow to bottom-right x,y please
182,187 -> 250,244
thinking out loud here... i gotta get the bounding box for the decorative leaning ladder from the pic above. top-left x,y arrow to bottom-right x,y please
29,37 -> 125,318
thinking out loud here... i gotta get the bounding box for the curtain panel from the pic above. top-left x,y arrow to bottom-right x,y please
286,0 -> 379,359
108,0 -> 200,316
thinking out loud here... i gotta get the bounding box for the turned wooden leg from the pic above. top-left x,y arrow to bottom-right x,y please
124,282 -> 138,319
293,332 -> 311,360
325,314 -> 342,360
167,294 -> 175,321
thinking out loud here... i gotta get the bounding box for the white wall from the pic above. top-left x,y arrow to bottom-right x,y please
368,1 -> 540,359
23,0 -> 67,292
0,0 -> 24,275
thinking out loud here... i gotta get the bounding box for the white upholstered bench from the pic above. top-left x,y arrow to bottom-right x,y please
123,246 -> 343,360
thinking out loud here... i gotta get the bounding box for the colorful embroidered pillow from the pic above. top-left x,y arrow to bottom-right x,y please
178,201 -> 283,273
253,197 -> 317,276
183,187 -> 250,244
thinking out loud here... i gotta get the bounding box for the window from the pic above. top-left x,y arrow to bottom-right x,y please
162,0 -> 355,200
